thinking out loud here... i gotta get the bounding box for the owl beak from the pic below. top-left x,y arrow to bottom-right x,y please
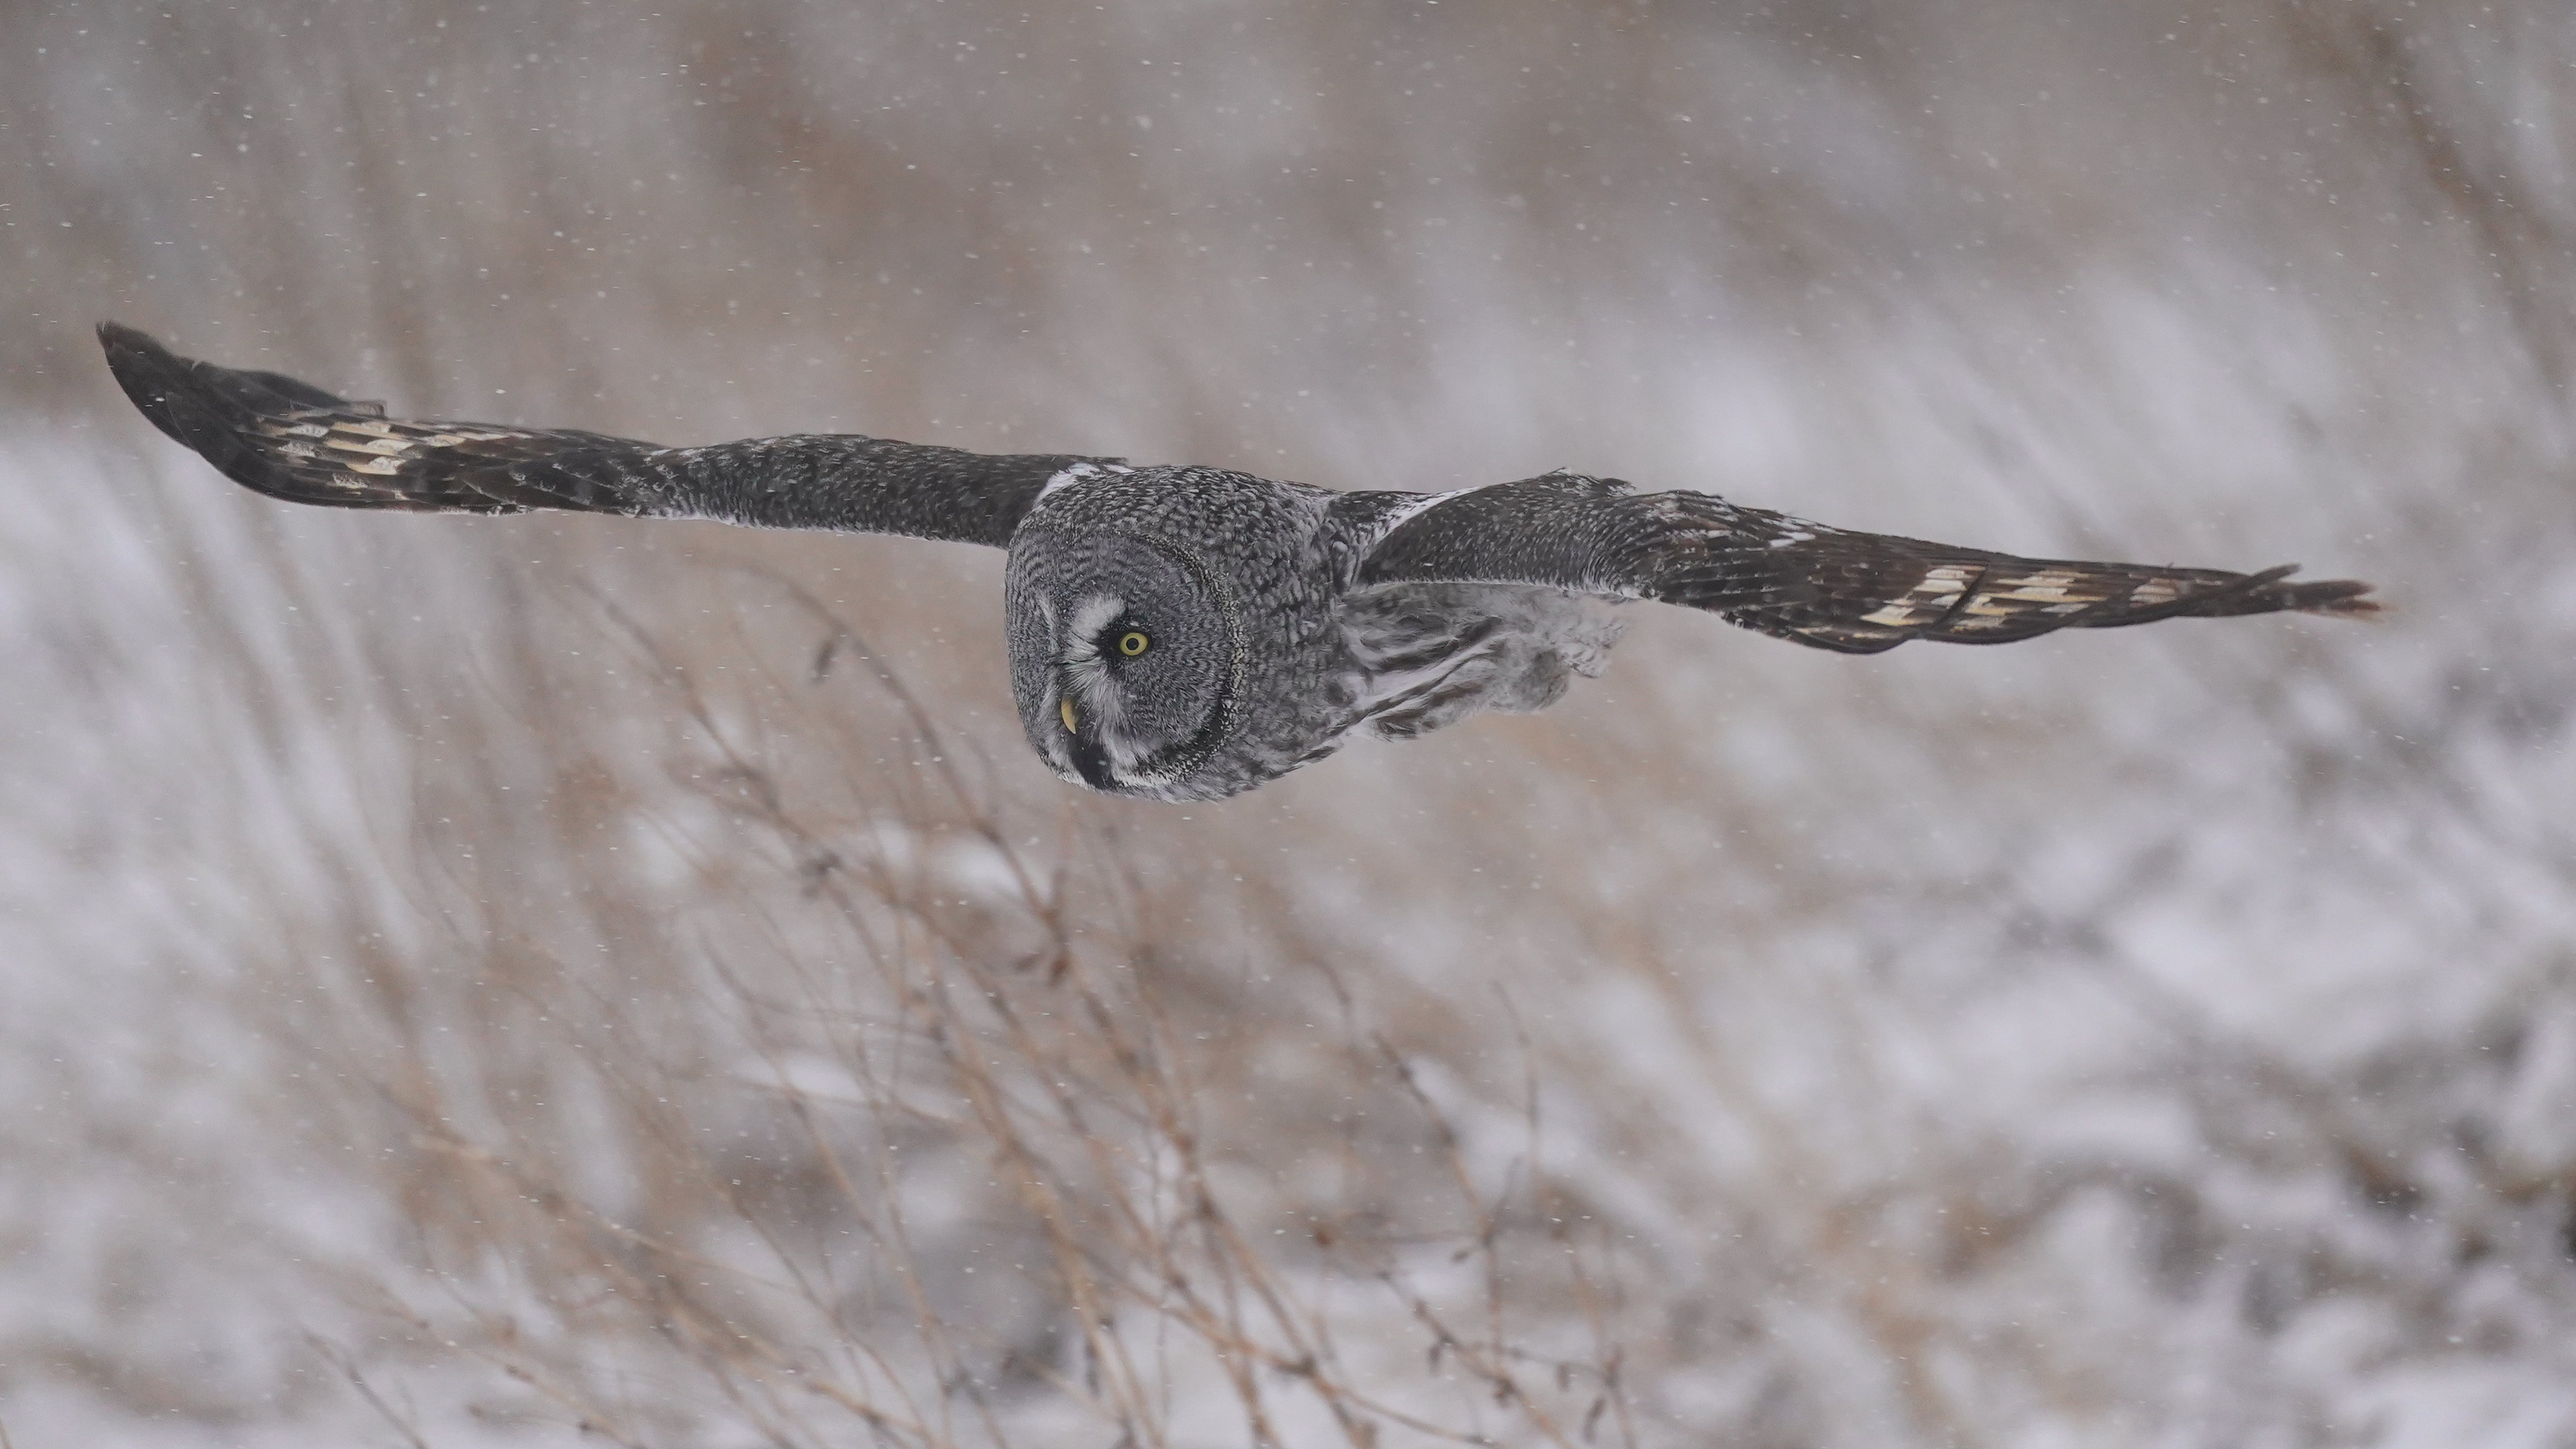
1055,675 -> 1117,791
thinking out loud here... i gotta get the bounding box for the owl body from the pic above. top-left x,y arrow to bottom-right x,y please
1005,464 -> 1621,800
98,324 -> 2377,804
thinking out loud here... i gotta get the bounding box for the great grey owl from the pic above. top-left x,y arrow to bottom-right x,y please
101,324 -> 2377,802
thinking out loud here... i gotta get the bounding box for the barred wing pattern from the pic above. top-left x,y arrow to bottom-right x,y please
99,324 -> 1115,548
1352,474 -> 2376,654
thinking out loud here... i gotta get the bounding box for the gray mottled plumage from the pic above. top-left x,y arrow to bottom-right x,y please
99,324 -> 2378,802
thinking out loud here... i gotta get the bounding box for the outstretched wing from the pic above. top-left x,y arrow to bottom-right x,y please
98,324 -> 1118,548
1343,473 -> 2375,653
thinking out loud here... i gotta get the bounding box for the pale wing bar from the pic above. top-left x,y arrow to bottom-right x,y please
1352,475 -> 2376,655
99,324 -> 1116,549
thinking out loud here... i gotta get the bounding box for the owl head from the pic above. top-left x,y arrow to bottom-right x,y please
1003,525 -> 1248,800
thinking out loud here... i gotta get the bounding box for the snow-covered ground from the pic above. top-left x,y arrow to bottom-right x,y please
3,2 -> 2574,1444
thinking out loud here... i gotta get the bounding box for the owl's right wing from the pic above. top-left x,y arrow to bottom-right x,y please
99,324 -> 1117,549
1339,473 -> 2376,654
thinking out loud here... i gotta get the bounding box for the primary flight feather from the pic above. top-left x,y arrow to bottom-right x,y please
99,323 -> 2376,801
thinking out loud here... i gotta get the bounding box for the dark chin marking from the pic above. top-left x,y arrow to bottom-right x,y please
1067,731 -> 1118,792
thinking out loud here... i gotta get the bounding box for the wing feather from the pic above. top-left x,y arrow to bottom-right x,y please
1349,474 -> 2375,652
99,324 -> 1116,548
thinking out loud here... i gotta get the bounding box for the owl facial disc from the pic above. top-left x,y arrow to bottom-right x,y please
1004,529 -> 1242,798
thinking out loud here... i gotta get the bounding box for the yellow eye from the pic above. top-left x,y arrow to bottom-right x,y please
1117,630 -> 1151,658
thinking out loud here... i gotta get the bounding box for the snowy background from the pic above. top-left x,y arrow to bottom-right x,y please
3,1 -> 2574,1445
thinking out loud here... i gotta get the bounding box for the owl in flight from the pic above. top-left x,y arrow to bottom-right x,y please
100,324 -> 2375,801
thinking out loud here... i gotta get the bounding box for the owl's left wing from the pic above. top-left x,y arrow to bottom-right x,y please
100,324 -> 1115,548
1339,473 -> 2376,653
